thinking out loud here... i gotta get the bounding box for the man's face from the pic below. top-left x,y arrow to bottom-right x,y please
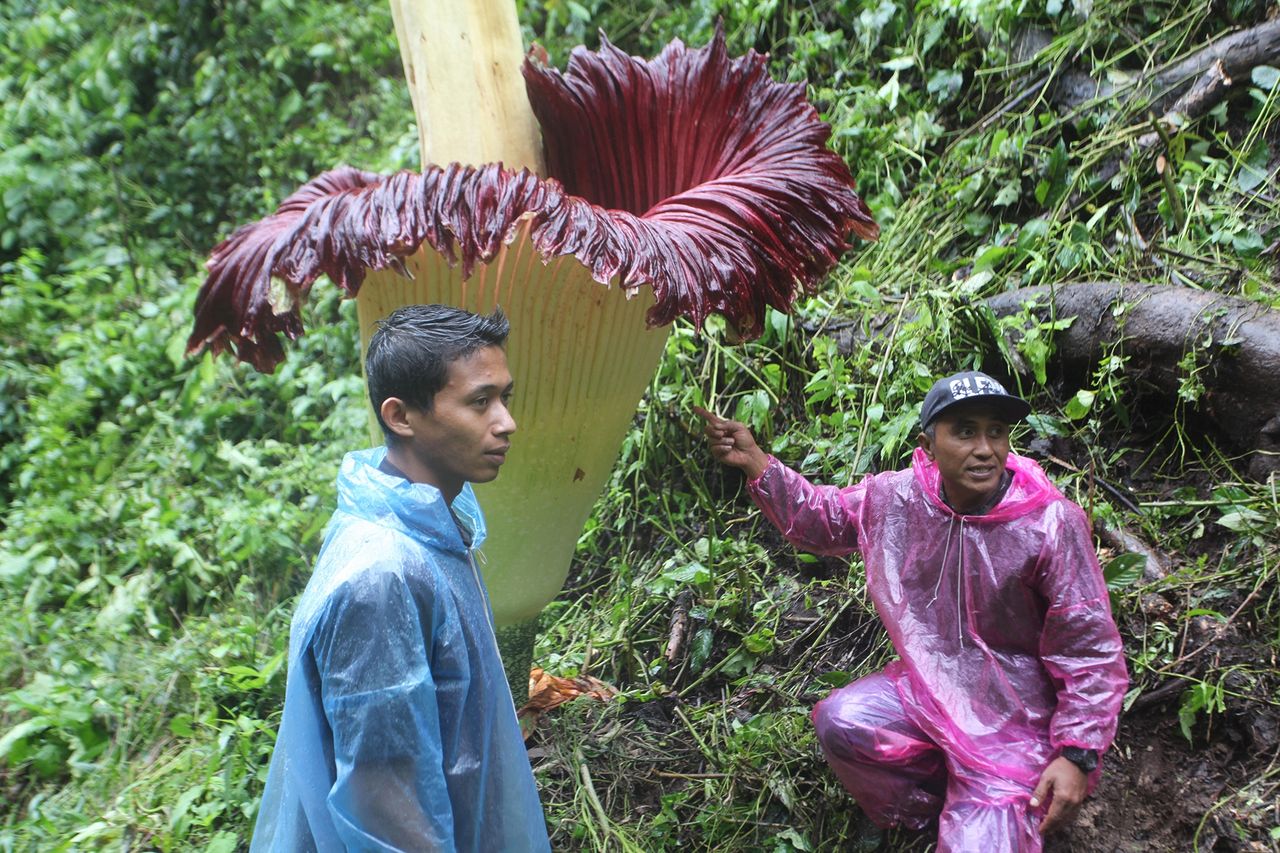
399,345 -> 516,500
919,402 -> 1011,512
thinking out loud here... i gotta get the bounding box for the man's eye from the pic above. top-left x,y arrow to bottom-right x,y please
473,397 -> 488,408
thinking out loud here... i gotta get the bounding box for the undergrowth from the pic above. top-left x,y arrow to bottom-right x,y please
2,0 -> 1278,850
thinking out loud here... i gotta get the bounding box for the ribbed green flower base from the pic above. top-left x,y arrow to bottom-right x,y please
495,616 -> 541,706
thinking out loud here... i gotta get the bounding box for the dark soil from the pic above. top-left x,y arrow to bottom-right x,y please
1049,701 -> 1280,853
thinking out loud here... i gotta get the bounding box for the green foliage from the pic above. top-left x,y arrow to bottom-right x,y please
0,0 -> 399,846
527,0 -> 1280,847
4,0 -> 1279,849
0,0 -> 416,271
1179,679 -> 1227,743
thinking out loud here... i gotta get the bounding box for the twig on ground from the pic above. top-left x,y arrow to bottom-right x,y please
1128,677 -> 1190,712
1095,522 -> 1172,582
1045,453 -> 1143,513
665,590 -> 692,665
654,770 -> 731,780
576,748 -> 615,848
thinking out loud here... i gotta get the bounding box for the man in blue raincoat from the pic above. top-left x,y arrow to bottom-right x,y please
251,304 -> 551,852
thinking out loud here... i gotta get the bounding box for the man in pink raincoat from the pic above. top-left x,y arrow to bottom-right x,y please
696,371 -> 1127,852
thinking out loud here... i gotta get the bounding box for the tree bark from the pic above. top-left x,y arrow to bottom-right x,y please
986,283 -> 1280,480
1018,18 -> 1280,119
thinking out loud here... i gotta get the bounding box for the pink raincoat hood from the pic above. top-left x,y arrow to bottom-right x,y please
910,446 -> 1059,522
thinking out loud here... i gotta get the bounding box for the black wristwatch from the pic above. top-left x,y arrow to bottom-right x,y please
1061,746 -> 1099,773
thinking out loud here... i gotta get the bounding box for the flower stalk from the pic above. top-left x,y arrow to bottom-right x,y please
187,1 -> 877,699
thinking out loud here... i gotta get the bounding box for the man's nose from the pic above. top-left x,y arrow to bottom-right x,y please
972,435 -> 993,456
494,402 -> 517,436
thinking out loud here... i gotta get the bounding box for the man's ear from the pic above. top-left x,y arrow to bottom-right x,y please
917,431 -> 935,460
379,397 -> 416,440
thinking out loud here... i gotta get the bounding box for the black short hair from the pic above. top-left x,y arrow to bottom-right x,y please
365,304 -> 510,440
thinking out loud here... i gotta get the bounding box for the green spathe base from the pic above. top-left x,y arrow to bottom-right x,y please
495,616 -> 541,707
357,240 -> 671,629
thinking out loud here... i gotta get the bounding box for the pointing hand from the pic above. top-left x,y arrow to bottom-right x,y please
693,406 -> 770,481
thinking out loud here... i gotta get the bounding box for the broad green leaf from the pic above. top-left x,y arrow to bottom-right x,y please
170,785 -> 204,831
0,717 -> 52,762
1251,65 -> 1280,89
1237,141 -> 1270,193
207,832 -> 240,853
689,628 -> 714,671
817,671 -> 853,688
927,69 -> 963,100
1064,389 -> 1095,420
742,627 -> 775,654
1103,552 -> 1145,590
974,244 -> 1013,272
1217,508 -> 1264,532
993,182 -> 1020,207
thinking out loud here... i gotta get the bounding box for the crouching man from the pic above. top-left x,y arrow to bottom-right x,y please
252,305 -> 551,852
697,371 -> 1127,852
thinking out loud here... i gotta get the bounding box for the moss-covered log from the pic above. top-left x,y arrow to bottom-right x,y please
987,283 -> 1280,479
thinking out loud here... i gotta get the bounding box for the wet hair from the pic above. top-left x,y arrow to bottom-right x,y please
365,304 -> 509,440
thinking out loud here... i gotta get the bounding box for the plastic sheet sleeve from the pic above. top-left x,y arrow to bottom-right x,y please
747,456 -> 866,556
314,569 -> 455,851
1035,503 -> 1129,753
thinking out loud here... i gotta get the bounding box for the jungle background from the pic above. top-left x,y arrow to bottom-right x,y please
2,0 -> 1278,850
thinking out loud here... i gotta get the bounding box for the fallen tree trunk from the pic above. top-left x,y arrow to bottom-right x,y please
986,283 -> 1280,479
1044,17 -> 1280,113
1006,18 -> 1280,151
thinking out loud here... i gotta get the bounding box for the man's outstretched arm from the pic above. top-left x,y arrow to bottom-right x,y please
694,407 -> 864,556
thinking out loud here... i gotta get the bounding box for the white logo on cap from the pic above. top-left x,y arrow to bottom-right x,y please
949,376 -> 1006,400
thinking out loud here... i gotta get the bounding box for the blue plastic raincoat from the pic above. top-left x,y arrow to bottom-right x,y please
749,449 -> 1127,852
251,447 -> 550,852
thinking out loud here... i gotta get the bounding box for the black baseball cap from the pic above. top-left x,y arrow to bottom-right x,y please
919,371 -> 1031,431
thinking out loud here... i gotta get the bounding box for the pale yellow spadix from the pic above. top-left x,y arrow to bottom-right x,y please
388,0 -> 544,175
359,2 -> 670,636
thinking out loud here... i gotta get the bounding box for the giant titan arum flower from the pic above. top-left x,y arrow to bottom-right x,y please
187,6 -> 876,695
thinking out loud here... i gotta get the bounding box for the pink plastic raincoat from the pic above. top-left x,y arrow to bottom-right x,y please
748,449 -> 1127,852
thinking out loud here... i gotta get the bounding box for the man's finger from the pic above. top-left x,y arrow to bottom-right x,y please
1028,772 -> 1051,809
692,405 -> 723,425
1039,800 -> 1063,836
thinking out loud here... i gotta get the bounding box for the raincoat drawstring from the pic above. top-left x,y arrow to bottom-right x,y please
957,517 -> 966,647
926,514 -> 967,647
927,516 -> 956,609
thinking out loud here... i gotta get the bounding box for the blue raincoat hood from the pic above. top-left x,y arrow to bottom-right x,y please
331,447 -> 486,554
252,447 -> 549,853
